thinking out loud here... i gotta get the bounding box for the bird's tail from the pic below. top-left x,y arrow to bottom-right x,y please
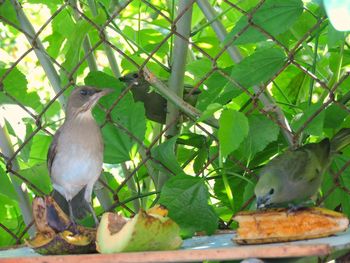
330,128 -> 350,153
51,188 -> 90,220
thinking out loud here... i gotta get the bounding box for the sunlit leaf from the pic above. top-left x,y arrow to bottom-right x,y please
151,137 -> 184,176
20,163 -> 52,195
225,0 -> 303,45
218,109 -> 249,158
159,174 -> 218,236
229,47 -> 287,88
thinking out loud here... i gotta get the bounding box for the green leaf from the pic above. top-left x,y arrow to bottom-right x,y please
28,134 -> 52,166
239,115 -> 280,159
292,102 -> 325,136
229,48 -> 286,88
198,103 -> 222,123
60,20 -> 92,84
20,163 -> 52,195
177,133 -> 207,148
159,174 -> 218,236
322,156 -> 350,217
225,0 -> 303,45
0,166 -> 18,201
328,24 -> 345,49
151,137 -> 184,175
84,71 -> 122,90
285,71 -> 308,105
18,122 -> 34,162
218,109 -> 249,158
0,194 -> 22,247
214,174 -> 247,213
0,0 -> 19,26
101,123 -> 132,163
324,104 -> 349,129
0,67 -> 41,111
193,148 -> 208,174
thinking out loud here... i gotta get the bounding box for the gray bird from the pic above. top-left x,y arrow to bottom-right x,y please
48,86 -> 113,224
119,72 -> 201,124
255,128 -> 350,209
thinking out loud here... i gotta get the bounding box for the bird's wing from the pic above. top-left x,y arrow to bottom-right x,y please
47,127 -> 61,175
270,149 -> 316,182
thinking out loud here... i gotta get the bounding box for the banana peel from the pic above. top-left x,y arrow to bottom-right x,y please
233,207 -> 349,244
26,196 -> 96,255
96,205 -> 182,253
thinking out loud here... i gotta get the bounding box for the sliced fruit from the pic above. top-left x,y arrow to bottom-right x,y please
233,207 -> 349,244
27,195 -> 97,255
147,204 -> 168,217
96,210 -> 182,253
25,233 -> 54,248
26,230 -> 96,255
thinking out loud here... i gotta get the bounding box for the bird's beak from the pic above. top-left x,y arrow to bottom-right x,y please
87,88 -> 114,108
96,88 -> 114,97
256,195 -> 271,209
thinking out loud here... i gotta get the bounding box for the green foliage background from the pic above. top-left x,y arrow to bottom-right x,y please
0,0 -> 350,248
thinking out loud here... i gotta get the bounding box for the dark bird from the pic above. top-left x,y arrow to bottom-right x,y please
119,72 -> 201,124
255,128 -> 350,209
47,86 -> 113,224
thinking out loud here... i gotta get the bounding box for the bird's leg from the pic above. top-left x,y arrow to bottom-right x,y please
87,202 -> 99,226
287,199 -> 314,214
68,200 -> 78,233
84,184 -> 99,226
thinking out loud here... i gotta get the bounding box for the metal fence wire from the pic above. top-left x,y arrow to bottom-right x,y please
0,0 -> 350,247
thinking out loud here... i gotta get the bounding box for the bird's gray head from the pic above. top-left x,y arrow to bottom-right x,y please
254,172 -> 283,209
119,72 -> 148,87
66,86 -> 114,117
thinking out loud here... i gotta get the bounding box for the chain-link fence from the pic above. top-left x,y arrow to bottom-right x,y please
0,0 -> 349,249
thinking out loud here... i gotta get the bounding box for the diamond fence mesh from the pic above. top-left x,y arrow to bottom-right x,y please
0,0 -> 350,247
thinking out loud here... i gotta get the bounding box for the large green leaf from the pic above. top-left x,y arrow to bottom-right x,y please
225,0 -> 303,45
159,174 -> 218,236
20,163 -> 52,195
28,134 -> 52,166
229,48 -> 287,88
214,174 -> 248,213
43,10 -> 75,58
324,104 -> 349,129
151,137 -> 184,176
292,102 -> 325,136
0,166 -> 18,201
218,109 -> 249,158
0,67 -> 41,111
239,115 -> 280,159
285,71 -> 308,105
322,156 -> 350,217
18,122 -> 34,163
0,0 -> 19,26
0,194 -> 22,247
60,20 -> 92,84
197,68 -> 241,111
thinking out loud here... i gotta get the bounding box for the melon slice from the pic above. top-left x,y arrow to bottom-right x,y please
96,208 -> 182,253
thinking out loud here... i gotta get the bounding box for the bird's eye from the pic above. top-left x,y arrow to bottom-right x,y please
132,73 -> 139,78
269,188 -> 274,195
80,89 -> 89,96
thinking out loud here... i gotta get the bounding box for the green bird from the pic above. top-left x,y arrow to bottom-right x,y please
119,72 -> 201,124
255,128 -> 350,209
